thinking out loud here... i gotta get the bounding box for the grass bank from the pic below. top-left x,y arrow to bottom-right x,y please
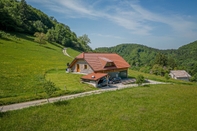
129,69 -> 193,85
1,84 -> 197,131
45,69 -> 96,93
0,33 -> 92,105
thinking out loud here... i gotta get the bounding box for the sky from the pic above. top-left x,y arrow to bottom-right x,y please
26,0 -> 197,49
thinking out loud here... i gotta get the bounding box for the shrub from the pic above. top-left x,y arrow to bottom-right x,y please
136,75 -> 145,86
43,80 -> 57,102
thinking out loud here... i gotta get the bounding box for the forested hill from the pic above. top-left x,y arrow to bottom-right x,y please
0,0 -> 91,51
95,44 -> 160,66
95,41 -> 197,81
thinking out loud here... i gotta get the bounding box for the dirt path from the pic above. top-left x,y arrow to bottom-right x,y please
62,48 -> 73,58
0,80 -> 167,112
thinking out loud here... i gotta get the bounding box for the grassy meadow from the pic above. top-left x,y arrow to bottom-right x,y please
1,84 -> 197,131
1,32 -> 197,131
45,69 -> 96,93
0,33 -> 94,105
128,70 -> 193,85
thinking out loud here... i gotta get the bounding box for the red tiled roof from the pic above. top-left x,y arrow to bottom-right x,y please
81,73 -> 108,81
73,53 -> 130,71
76,52 -> 84,59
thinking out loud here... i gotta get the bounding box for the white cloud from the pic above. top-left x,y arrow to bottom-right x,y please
93,33 -> 124,39
27,0 -> 197,40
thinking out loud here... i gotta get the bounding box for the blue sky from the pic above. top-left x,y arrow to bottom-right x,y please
26,0 -> 197,49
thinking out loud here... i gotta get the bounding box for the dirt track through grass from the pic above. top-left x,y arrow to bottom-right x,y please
0,79 -> 166,112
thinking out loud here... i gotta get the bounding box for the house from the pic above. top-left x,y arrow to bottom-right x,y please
169,70 -> 191,81
69,52 -> 130,87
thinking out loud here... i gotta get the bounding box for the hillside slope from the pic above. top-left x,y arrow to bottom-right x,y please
0,0 -> 92,51
0,33 -> 90,105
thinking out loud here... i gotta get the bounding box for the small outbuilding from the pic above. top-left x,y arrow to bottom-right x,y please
169,70 -> 191,81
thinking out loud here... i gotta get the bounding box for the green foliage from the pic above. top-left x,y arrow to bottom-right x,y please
0,0 -> 53,33
43,80 -> 57,102
1,84 -> 197,131
190,73 -> 197,82
0,31 -> 20,41
78,34 -> 91,45
77,34 -> 92,52
136,75 -> 145,86
165,73 -> 170,81
154,53 -> 168,67
95,44 -> 159,67
95,41 -> 197,80
151,64 -> 168,76
34,32 -> 47,44
0,0 -> 92,52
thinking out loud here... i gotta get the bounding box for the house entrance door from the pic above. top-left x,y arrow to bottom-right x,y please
77,64 -> 80,72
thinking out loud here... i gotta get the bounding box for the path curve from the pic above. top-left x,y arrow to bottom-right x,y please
0,80 -> 168,112
62,48 -> 73,58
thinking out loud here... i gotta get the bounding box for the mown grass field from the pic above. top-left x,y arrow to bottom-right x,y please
129,70 -> 193,85
45,69 -> 96,93
1,84 -> 197,131
0,33 -> 95,105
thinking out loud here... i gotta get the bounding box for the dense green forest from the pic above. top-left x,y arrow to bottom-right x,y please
0,0 -> 92,51
95,41 -> 197,82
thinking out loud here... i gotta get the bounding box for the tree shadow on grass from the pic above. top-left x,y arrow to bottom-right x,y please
0,37 -> 11,42
42,46 -> 56,50
0,111 -> 8,118
53,100 -> 69,106
50,42 -> 64,49
37,45 -> 56,51
143,84 -> 150,87
15,33 -> 35,42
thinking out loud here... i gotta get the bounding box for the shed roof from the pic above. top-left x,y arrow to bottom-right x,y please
170,70 -> 191,78
70,52 -> 130,71
81,73 -> 107,81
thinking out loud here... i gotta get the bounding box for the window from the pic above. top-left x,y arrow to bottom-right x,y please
84,65 -> 88,69
105,62 -> 115,68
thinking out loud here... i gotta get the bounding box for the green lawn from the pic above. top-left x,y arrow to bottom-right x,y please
129,69 -> 193,85
1,84 -> 197,131
45,69 -> 96,93
0,33 -> 94,105
66,47 -> 81,58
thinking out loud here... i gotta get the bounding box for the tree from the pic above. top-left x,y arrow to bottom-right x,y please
78,34 -> 91,45
78,34 -> 92,51
154,53 -> 168,67
167,57 -> 177,70
19,0 -> 29,26
190,73 -> 197,82
43,80 -> 57,103
136,75 -> 145,86
151,64 -> 164,76
165,73 -> 170,81
46,28 -> 55,42
34,32 -> 48,44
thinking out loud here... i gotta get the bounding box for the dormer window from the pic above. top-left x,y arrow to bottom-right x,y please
98,57 -> 116,68
104,62 -> 115,68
